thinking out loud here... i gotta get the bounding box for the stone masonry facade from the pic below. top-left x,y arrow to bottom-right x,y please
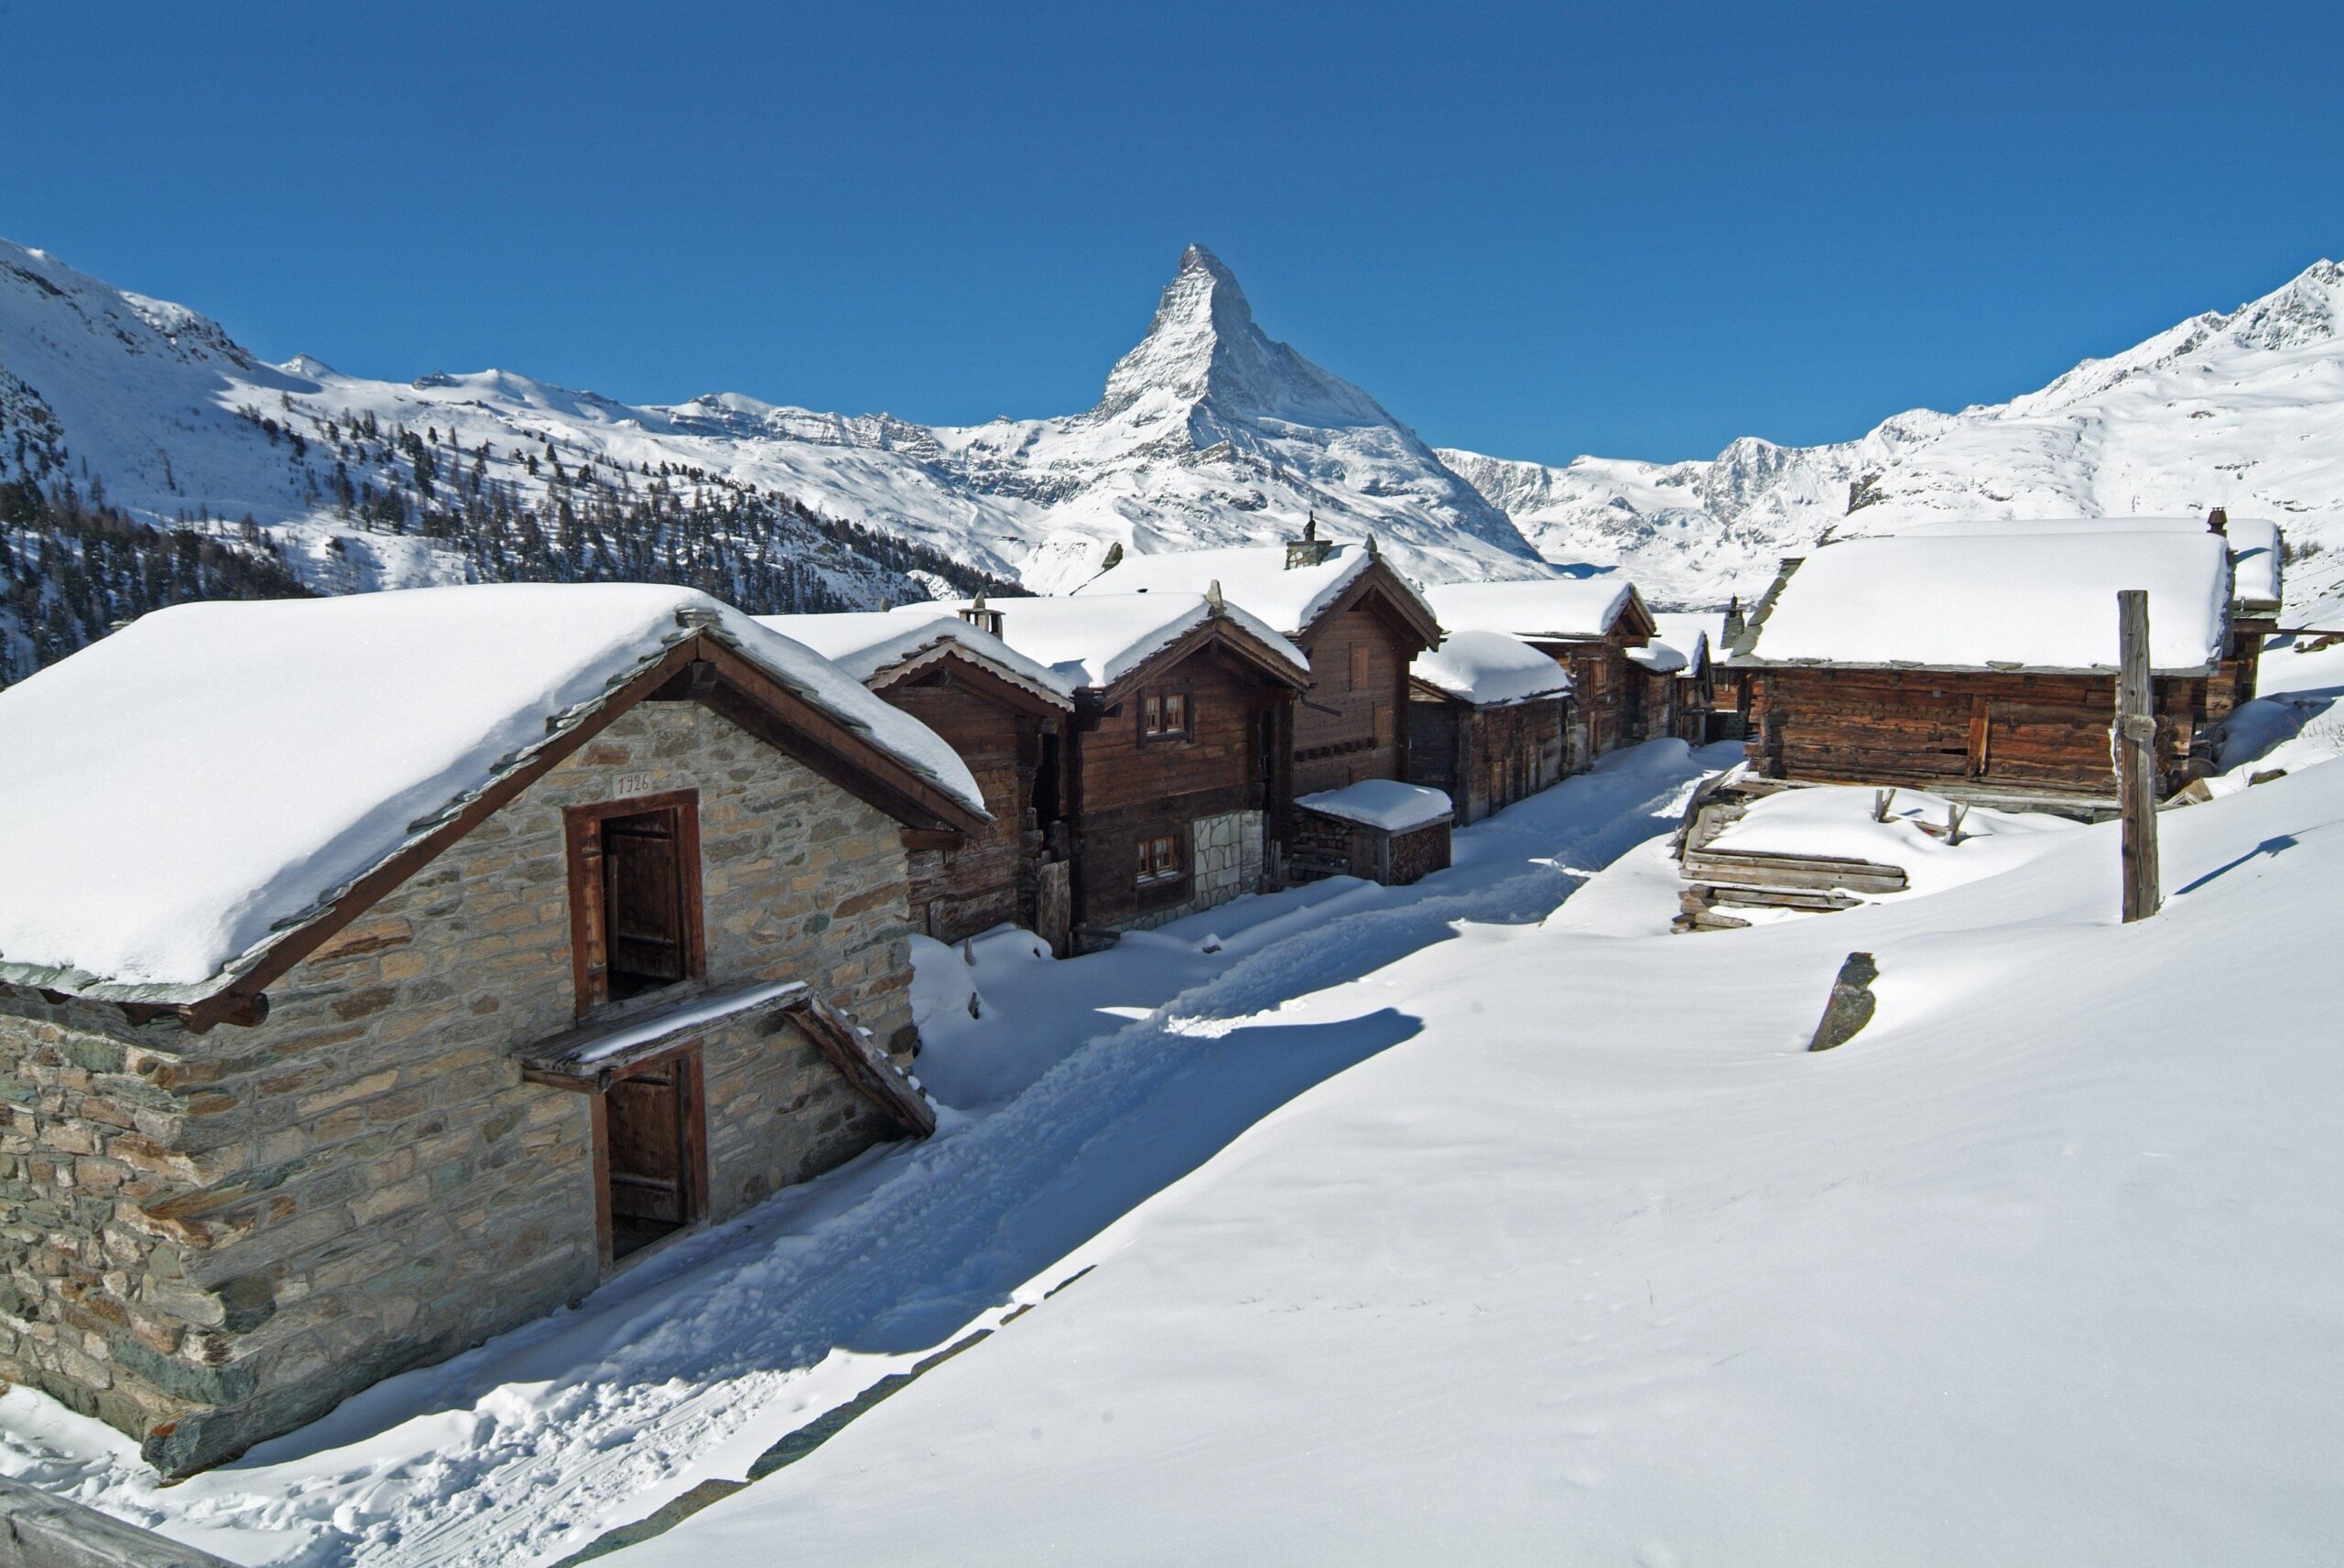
0,699 -> 920,1473
1124,809 -> 1265,932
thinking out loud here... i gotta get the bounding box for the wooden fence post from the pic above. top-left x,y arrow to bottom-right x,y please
2115,589 -> 2161,922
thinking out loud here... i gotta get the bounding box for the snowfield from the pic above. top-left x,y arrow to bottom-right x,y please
6,693 -> 2344,1563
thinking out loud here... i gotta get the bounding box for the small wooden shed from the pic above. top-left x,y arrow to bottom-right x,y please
1425,578 -> 1662,759
1730,524 -> 2244,812
1407,629 -> 1574,825
1288,780 -> 1455,887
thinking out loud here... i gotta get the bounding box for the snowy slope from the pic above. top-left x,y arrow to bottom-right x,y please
1442,258 -> 2344,610
0,239 -> 1546,613
614,751 -> 2344,1566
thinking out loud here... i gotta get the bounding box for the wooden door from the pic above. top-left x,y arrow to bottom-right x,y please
601,1050 -> 705,1260
602,810 -> 687,987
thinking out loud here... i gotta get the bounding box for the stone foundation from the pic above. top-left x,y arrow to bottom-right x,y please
1123,809 -> 1265,931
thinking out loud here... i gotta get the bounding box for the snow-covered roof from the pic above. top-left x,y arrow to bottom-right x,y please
1071,541 -> 1433,641
1410,631 -> 1572,708
0,583 -> 985,1001
754,611 -> 1075,707
1626,643 -> 1688,675
1648,613 -> 1718,678
1742,530 -> 2233,673
1426,578 -> 1644,643
900,594 -> 1308,692
1293,779 -> 1454,834
1873,516 -> 2283,613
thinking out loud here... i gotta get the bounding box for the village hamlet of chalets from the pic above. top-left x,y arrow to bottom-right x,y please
6,27 -> 2344,1556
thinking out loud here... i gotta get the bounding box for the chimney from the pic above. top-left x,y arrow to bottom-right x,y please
959,590 -> 1004,637
1205,579 -> 1226,615
2207,507 -> 2230,537
1286,510 -> 1334,570
1721,595 -> 1746,643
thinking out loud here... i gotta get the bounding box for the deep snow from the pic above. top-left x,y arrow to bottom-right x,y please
0,741 -> 1727,1566
618,741 -> 2344,1567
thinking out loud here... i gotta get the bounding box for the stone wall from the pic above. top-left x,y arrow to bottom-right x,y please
1121,809 -> 1264,932
0,698 -> 919,1473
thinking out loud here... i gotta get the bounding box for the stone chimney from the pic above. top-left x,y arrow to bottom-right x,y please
1721,595 -> 1746,643
1286,511 -> 1334,570
2207,507 -> 2229,536
959,590 -> 1004,637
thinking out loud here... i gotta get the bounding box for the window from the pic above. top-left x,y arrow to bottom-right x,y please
1141,688 -> 1189,739
1349,643 -> 1371,689
1136,832 -> 1182,887
564,792 -> 706,1014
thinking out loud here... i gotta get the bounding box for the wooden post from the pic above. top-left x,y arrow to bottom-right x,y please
2115,589 -> 2161,922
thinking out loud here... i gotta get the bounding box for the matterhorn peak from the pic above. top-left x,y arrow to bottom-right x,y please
1093,244 -> 1390,430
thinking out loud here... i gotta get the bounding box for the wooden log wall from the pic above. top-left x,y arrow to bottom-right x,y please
879,673 -> 1051,944
1744,665 -> 2209,797
1292,604 -> 1414,796
1069,646 -> 1282,932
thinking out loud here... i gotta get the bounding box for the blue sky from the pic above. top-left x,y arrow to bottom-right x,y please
5,2 -> 2339,464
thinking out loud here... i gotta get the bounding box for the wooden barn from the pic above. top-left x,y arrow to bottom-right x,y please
759,610 -> 1078,950
1075,525 -> 1443,798
910,592 -> 1309,945
1425,578 -> 1662,760
1729,524 -> 2247,812
1407,629 -> 1574,825
1835,513 -> 2284,720
0,585 -> 987,1475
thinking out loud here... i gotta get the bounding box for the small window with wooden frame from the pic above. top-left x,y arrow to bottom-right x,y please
1135,831 -> 1183,889
1140,688 -> 1191,741
564,791 -> 707,1015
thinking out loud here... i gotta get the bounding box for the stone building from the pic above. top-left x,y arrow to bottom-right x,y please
759,610 -> 1079,950
0,584 -> 987,1475
910,592 -> 1309,944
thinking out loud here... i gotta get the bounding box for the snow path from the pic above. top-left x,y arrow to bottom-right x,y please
0,743 -> 1731,1567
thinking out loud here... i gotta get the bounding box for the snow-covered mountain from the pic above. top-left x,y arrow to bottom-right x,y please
1439,259 -> 2344,614
10,233 -> 2344,656
0,239 -> 1546,633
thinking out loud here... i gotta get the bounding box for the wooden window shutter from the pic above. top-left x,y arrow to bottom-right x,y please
1350,643 -> 1370,689
602,811 -> 689,984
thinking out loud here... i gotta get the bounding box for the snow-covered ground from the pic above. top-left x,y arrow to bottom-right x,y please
16,712 -> 2344,1565
0,741 -> 1727,1566
614,747 -> 2344,1565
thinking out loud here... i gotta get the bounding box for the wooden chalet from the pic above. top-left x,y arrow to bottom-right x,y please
0,585 -> 987,1475
759,610 -> 1078,950
1425,578 -> 1663,760
1076,524 -> 1443,804
1649,612 -> 1733,745
911,592 -> 1310,946
1407,629 -> 1574,825
1728,524 -> 2250,813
